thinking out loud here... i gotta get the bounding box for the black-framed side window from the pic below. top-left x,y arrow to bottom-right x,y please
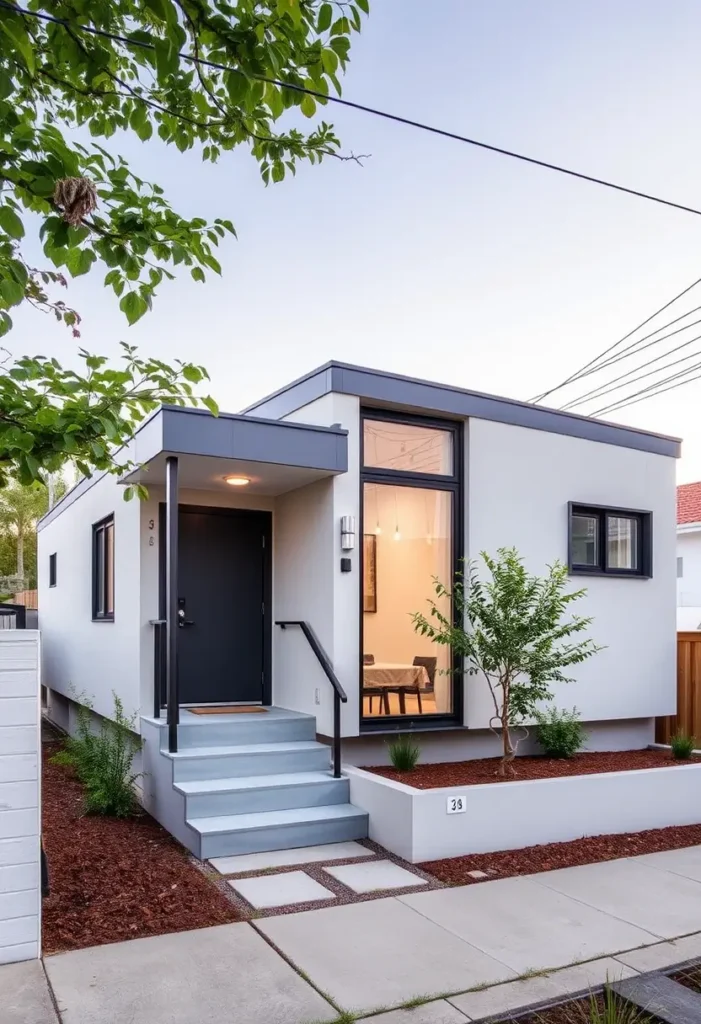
49,553 -> 57,588
92,515 -> 115,620
360,408 -> 463,730
568,502 -> 652,578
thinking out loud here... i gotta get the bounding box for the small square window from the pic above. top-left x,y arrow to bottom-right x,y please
568,503 -> 651,578
92,515 -> 114,620
49,553 -> 57,588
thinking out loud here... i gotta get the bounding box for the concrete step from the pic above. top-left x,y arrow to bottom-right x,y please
147,709 -> 317,750
175,772 -> 349,816
168,741 -> 331,781
190,804 -> 369,859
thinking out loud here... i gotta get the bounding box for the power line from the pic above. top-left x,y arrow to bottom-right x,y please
529,276 -> 701,403
592,361 -> 701,416
5,1 -> 701,221
560,315 -> 701,408
563,338 -> 701,411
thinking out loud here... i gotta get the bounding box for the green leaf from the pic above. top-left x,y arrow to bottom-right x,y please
225,71 -> 249,105
357,0 -> 370,13
0,205 -> 25,240
66,248 -> 96,278
201,395 -> 219,416
191,266 -> 205,283
300,93 -> 316,118
119,292 -> 149,326
123,485 -> 135,501
317,3 -> 333,31
182,364 -> 203,383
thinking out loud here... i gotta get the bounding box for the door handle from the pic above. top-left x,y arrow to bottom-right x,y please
177,609 -> 195,628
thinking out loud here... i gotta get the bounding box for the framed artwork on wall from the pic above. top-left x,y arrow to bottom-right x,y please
363,533 -> 377,613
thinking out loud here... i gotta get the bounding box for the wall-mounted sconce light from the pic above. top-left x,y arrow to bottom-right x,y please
340,515 -> 356,551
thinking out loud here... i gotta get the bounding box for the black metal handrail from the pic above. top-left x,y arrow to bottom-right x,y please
149,619 -> 166,719
276,620 -> 347,778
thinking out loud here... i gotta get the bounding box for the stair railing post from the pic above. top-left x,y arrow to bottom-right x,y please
333,689 -> 341,778
165,456 -> 179,753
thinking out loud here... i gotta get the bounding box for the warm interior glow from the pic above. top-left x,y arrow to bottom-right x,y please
225,476 -> 250,486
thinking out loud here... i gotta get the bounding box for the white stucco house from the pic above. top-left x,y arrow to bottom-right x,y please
37,361 -> 678,859
677,481 -> 701,630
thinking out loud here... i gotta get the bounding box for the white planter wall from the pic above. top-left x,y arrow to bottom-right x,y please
346,762 -> 701,864
0,631 -> 40,964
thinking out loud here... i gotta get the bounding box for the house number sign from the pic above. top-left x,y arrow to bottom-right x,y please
446,795 -> 466,814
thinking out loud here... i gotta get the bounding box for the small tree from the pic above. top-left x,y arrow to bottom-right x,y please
412,548 -> 601,776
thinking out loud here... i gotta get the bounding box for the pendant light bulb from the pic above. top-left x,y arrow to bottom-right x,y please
394,526 -> 401,541
375,522 -> 382,535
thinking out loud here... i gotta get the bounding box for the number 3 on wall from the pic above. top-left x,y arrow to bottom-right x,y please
446,795 -> 466,814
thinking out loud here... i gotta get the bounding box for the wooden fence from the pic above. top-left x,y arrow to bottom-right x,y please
12,590 -> 37,610
656,632 -> 701,743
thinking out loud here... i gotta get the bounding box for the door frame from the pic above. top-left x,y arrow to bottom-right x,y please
158,503 -> 273,706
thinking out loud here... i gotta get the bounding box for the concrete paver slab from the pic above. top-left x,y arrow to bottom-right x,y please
615,932 -> 701,972
324,859 -> 427,894
210,841 -> 369,874
257,897 -> 516,1013
0,959 -> 58,1024
448,975 -> 564,1020
398,876 -> 656,973
547,957 -> 639,995
531,859 -> 701,939
44,921 -> 336,1024
631,847 -> 701,883
229,870 -> 336,909
361,1000 -> 468,1023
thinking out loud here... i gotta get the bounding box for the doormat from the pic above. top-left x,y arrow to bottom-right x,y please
188,706 -> 268,715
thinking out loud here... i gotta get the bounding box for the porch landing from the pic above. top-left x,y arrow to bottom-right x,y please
140,707 -> 368,860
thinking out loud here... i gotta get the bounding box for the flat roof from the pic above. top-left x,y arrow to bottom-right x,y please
243,361 -> 681,459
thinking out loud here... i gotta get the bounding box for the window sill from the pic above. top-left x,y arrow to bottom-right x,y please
568,568 -> 651,579
360,715 -> 464,735
92,616 -> 115,623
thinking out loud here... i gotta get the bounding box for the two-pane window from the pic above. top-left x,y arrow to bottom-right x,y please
569,504 -> 651,577
92,515 -> 115,620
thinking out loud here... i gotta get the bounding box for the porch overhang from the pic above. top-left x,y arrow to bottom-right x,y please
121,406 -> 348,495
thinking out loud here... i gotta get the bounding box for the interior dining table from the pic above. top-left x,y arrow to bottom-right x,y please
362,663 -> 430,689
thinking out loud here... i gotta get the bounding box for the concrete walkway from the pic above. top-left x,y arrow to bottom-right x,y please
7,845 -> 701,1024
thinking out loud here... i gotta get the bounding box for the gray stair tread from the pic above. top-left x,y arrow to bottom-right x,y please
167,740 -> 327,759
189,804 -> 367,835
176,772 -> 340,795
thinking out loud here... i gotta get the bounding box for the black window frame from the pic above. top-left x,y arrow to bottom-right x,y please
49,553 -> 57,588
359,407 -> 464,733
568,502 -> 652,578
92,514 -> 115,621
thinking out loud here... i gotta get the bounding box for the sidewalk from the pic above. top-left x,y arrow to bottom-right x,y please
7,844 -> 701,1024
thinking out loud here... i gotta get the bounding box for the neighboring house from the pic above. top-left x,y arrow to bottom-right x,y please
37,361 -> 678,858
677,481 -> 701,630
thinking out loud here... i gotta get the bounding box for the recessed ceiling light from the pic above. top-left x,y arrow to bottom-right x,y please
225,476 -> 250,486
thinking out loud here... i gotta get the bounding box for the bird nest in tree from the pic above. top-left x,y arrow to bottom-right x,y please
53,177 -> 98,226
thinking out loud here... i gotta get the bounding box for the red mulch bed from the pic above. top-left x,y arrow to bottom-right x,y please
369,748 -> 699,788
42,742 -> 240,954
673,963 -> 701,994
421,822 -> 701,885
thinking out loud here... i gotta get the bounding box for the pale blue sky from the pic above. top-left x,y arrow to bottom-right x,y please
11,1 -> 701,478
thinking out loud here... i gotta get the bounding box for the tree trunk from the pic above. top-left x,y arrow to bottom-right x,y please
16,529 -> 24,582
498,679 -> 516,777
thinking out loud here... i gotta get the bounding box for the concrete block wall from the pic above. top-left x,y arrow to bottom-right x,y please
0,631 -> 40,964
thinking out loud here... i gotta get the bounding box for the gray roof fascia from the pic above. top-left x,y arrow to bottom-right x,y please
243,360 -> 681,458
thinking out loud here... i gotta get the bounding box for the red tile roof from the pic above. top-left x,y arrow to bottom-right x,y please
678,482 -> 701,524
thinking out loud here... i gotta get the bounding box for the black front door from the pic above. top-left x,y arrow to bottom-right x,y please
164,505 -> 271,705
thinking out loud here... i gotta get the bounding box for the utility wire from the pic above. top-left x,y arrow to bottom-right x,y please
563,338 -> 701,410
530,276 -> 701,403
592,361 -> 701,417
560,316 -> 701,408
5,1 -> 701,221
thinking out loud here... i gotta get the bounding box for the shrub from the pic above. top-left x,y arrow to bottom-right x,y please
670,731 -> 696,760
52,692 -> 142,817
534,706 -> 587,759
387,734 -> 421,772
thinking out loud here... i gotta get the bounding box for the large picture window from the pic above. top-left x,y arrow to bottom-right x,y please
361,412 -> 461,725
568,503 -> 651,577
92,515 -> 115,620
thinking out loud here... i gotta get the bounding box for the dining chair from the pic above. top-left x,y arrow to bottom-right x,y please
412,656 -> 437,691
